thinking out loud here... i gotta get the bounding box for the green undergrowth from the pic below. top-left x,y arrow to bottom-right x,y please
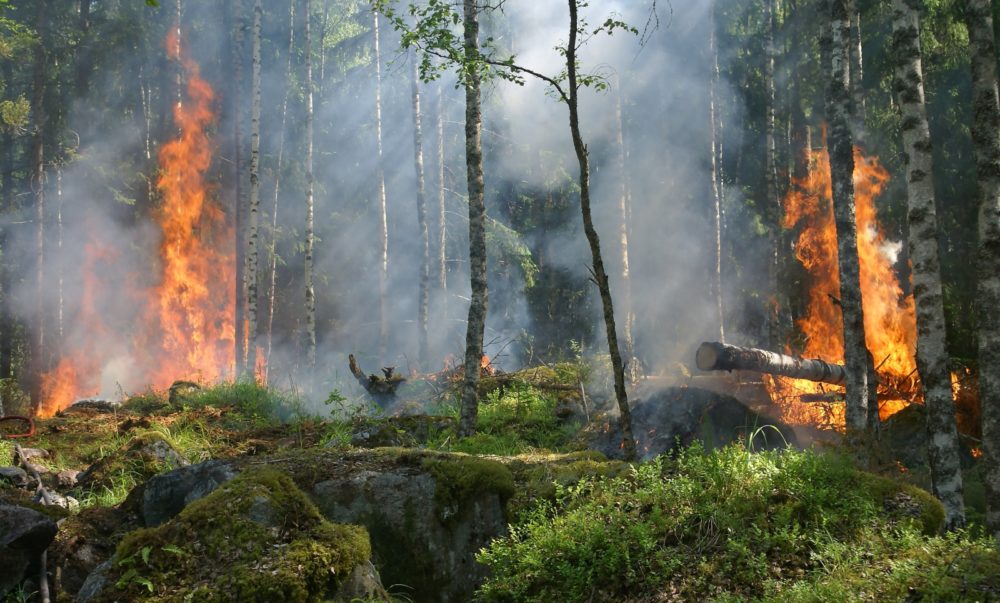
430,381 -> 580,456
476,443 -> 998,602
157,380 -> 310,425
96,467 -> 371,602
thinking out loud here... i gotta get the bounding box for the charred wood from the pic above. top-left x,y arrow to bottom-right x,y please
696,341 -> 847,386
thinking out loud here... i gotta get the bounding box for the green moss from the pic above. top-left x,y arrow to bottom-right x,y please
421,455 -> 515,522
856,472 -> 945,535
96,466 -> 370,602
506,455 -> 628,518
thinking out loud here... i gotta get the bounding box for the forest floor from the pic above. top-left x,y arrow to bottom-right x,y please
1,367 -> 998,602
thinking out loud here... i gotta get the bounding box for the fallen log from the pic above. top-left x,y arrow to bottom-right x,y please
695,341 -> 847,386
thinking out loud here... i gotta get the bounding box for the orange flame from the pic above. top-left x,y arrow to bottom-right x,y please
769,143 -> 918,429
146,28 -> 234,387
37,30 -> 233,417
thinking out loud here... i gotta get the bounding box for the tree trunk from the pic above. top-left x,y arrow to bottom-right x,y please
696,341 -> 847,384
304,0 -> 317,369
245,0 -> 262,380
76,0 -> 92,98
411,56 -> 430,368
847,0 -> 866,142
55,167 -> 63,351
963,0 -> 1000,541
231,0 -> 247,378
765,0 -> 782,349
891,0 -> 966,530
826,0 -> 872,441
437,85 -> 448,293
373,10 -> 389,358
29,0 -> 48,413
566,0 -> 636,460
612,74 -> 638,378
709,1 -> 726,344
266,0 -> 296,378
1,104 -> 13,379
458,0 -> 488,438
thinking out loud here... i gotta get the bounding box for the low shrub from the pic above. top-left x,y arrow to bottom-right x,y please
476,444 -> 998,602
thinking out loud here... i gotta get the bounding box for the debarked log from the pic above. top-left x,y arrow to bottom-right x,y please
695,341 -> 847,386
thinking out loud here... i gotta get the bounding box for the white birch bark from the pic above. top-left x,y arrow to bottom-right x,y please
891,0 -> 965,528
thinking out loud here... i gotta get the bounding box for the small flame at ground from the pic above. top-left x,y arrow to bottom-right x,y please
38,30 -> 233,417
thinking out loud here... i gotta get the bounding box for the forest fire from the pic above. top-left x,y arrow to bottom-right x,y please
37,31 -> 233,417
768,145 -> 919,430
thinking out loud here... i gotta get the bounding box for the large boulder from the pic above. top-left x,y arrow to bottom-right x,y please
138,449 -> 514,602
84,467 -> 377,602
0,503 -> 59,598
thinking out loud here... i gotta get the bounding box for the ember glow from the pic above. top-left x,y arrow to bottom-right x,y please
37,30 -> 233,417
768,144 -> 918,430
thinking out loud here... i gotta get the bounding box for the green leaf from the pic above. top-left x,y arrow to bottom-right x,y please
141,546 -> 152,566
161,544 -> 187,557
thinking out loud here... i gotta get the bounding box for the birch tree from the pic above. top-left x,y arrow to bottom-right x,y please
266,0 -> 296,376
245,0 -> 262,379
962,0 -> 1000,540
458,0 -> 488,437
891,0 -> 965,529
411,55 -> 430,368
825,0 -> 872,442
304,0 -> 317,369
709,2 -> 725,344
373,10 -> 390,357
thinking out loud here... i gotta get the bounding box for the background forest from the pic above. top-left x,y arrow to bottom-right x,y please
0,0 -> 995,416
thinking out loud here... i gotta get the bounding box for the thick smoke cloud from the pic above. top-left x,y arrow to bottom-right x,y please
9,0 -> 763,411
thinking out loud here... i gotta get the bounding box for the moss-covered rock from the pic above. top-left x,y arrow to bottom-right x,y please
421,454 -> 515,523
77,433 -> 189,496
503,450 -> 628,518
93,467 -> 373,602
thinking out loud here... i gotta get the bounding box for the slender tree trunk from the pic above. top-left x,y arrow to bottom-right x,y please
245,0 -> 262,380
304,0 -> 317,369
891,0 -> 966,529
29,0 -> 48,413
963,0 -> 1000,541
56,167 -> 63,350
77,0 -> 92,97
232,0 -> 247,378
612,74 -> 638,378
826,0 -> 872,442
709,2 -> 726,344
1,113 -> 14,379
847,0 -> 866,142
765,0 -> 782,348
458,0 -> 488,438
437,84 -> 448,292
411,56 -> 430,368
566,0 -> 636,460
266,0 -> 296,377
373,10 -> 389,357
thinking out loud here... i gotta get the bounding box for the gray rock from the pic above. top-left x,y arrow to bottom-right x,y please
62,399 -> 122,414
37,491 -> 78,510
0,466 -> 29,488
312,464 -> 507,603
75,559 -> 111,603
141,459 -> 237,526
17,448 -> 49,461
57,469 -> 81,488
335,560 -> 389,601
0,504 -> 59,598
